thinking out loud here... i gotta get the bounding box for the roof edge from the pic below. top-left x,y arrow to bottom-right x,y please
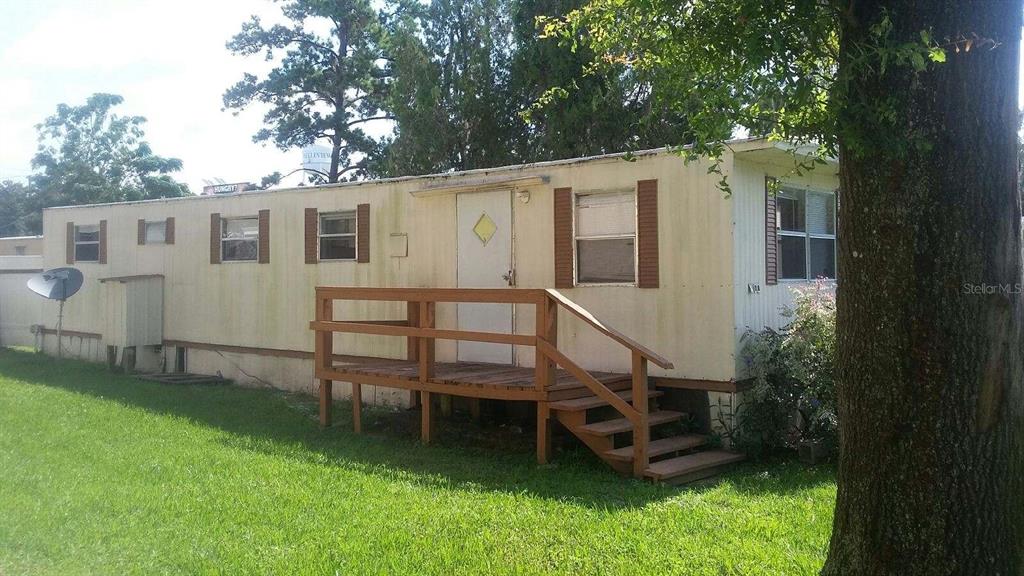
43,137 -> 772,212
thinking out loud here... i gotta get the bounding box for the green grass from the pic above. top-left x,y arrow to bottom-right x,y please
0,347 -> 836,575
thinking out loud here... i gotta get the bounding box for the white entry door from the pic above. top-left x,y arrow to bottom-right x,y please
457,190 -> 514,364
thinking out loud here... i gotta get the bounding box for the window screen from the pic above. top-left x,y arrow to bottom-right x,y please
776,188 -> 836,280
575,191 -> 636,284
75,225 -> 100,262
145,221 -> 167,243
319,211 -> 357,260
221,217 -> 259,261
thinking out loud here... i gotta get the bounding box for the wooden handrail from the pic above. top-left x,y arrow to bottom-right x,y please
315,286 -> 546,304
312,286 -> 668,477
536,338 -> 640,422
544,289 -> 674,369
309,320 -> 535,346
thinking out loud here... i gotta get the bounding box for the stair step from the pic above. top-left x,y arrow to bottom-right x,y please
577,410 -> 682,436
549,389 -> 663,412
644,450 -> 746,482
546,377 -> 632,400
603,434 -> 708,462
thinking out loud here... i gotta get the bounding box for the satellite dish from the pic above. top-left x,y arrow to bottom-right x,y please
28,267 -> 84,301
27,267 -> 84,358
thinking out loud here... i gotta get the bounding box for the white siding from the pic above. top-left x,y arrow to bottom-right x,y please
731,153 -> 839,378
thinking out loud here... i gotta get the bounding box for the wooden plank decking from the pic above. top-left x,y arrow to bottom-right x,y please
330,358 -> 630,400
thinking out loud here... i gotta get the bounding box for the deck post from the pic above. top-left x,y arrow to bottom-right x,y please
418,301 -> 435,382
319,380 -> 333,428
316,294 -> 334,428
537,401 -> 551,464
352,380 -> 362,433
421,390 -> 434,443
631,351 -> 649,478
406,301 -> 420,408
534,293 -> 558,392
534,293 -> 557,464
419,301 -> 436,444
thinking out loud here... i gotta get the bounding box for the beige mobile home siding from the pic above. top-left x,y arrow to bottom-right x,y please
0,255 -> 45,348
0,236 -> 43,256
102,277 -> 163,348
35,149 -> 783,401
509,154 -> 736,381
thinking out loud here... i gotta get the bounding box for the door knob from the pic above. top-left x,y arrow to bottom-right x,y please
502,270 -> 515,286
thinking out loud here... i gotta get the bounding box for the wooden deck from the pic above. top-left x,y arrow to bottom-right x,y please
330,358 -> 630,401
311,287 -> 744,483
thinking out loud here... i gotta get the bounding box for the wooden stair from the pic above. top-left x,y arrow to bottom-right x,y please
644,450 -> 746,484
578,410 -> 683,436
549,389 -> 662,411
604,434 -> 708,462
550,384 -> 743,483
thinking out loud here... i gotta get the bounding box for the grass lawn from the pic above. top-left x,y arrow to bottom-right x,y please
0,347 -> 836,575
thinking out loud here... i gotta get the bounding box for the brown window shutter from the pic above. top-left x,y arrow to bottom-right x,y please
636,179 -> 660,288
66,222 -> 75,264
138,219 -> 146,245
210,213 -> 221,264
553,187 -> 574,288
356,203 -> 370,263
258,209 -> 270,264
765,176 -> 779,285
98,220 -> 108,264
165,217 -> 175,244
304,208 -> 318,264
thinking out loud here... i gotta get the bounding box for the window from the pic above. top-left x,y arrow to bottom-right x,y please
221,217 -> 259,261
145,221 -> 167,243
575,190 -> 636,284
777,188 -> 836,280
74,225 -> 100,262
319,211 -> 356,260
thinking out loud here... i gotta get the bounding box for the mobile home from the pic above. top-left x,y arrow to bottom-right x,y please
10,138 -> 838,481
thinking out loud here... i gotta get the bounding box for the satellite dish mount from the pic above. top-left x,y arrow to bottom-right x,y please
27,267 -> 84,358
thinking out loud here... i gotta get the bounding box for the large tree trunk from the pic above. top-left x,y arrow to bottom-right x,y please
823,2 -> 1023,574
328,133 -> 342,184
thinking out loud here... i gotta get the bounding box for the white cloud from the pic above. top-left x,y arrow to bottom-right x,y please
0,0 -> 319,191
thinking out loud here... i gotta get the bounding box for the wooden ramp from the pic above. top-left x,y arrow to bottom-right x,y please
312,287 -> 744,484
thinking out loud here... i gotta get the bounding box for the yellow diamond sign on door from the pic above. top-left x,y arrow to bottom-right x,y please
473,212 -> 497,245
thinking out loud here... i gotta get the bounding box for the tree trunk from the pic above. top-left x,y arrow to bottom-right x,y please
824,2 -> 1023,574
329,133 -> 342,184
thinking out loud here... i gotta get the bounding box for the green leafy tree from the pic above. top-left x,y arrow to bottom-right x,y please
382,0 -> 691,177
546,2 -> 1022,573
385,0 -> 524,175
29,93 -> 188,227
512,0 -> 688,160
224,0 -> 408,182
0,180 -> 35,237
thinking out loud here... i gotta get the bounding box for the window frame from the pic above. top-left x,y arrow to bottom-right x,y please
318,210 -> 358,262
143,220 -> 167,244
777,186 -> 837,282
220,216 -> 260,263
74,224 -> 100,263
573,188 -> 638,286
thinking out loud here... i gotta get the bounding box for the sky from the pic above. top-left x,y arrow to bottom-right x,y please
1,2 -> 1023,195
0,0 -> 383,192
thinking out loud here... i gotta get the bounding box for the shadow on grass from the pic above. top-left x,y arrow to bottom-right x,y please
0,348 -> 834,509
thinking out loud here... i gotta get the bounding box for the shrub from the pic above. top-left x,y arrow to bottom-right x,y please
726,281 -> 838,458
